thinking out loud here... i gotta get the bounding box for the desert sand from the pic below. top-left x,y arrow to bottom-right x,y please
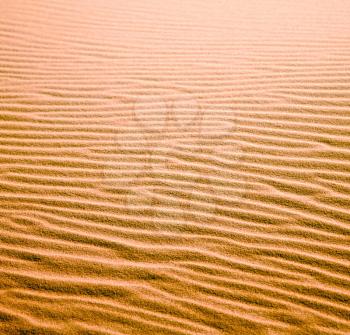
0,0 -> 349,334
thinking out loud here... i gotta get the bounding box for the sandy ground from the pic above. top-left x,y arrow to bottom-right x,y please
0,0 -> 350,334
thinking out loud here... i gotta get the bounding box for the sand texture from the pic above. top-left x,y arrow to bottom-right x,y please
0,0 -> 350,334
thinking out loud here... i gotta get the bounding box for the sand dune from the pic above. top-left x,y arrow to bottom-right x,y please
0,0 -> 350,334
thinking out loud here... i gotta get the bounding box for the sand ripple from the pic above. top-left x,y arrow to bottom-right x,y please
0,0 -> 350,334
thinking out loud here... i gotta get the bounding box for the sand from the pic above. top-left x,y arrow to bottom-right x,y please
0,0 -> 349,334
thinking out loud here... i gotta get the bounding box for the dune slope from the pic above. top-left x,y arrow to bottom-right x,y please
0,0 -> 350,334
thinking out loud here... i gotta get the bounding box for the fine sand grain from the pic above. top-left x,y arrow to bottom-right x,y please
0,0 -> 350,334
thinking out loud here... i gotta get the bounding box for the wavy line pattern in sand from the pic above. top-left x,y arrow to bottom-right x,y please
0,0 -> 350,334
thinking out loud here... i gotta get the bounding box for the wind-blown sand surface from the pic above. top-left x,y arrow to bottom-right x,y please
0,0 -> 350,334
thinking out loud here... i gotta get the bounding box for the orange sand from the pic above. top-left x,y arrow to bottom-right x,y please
0,0 -> 349,334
